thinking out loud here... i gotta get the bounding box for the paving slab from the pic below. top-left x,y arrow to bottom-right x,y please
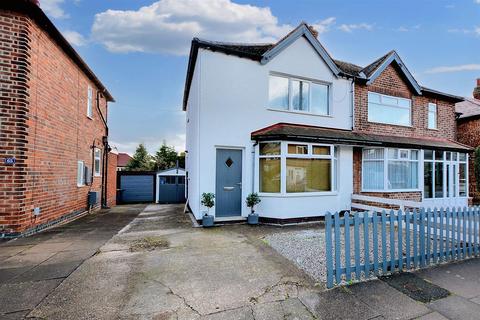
469,295 -> 480,305
380,272 -> 450,303
201,306 -> 253,320
0,246 -> 32,259
0,279 -> 62,314
415,312 -> 449,320
349,280 -> 431,320
300,286 -> 380,320
428,295 -> 480,320
416,259 -> 480,299
0,252 -> 57,269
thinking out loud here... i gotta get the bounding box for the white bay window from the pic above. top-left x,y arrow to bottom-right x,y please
268,74 -> 330,115
259,142 -> 337,194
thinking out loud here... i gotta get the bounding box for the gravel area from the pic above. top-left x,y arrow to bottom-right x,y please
264,225 -> 450,285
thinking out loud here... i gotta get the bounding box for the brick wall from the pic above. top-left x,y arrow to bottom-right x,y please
106,152 -> 117,207
0,11 -> 31,233
457,118 -> 480,202
0,9 -> 110,235
354,64 -> 457,140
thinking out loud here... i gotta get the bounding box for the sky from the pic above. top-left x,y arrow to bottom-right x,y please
40,0 -> 480,155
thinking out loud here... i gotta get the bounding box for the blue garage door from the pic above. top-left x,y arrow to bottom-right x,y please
120,175 -> 154,203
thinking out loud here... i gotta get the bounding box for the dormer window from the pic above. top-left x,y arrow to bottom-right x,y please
268,74 -> 330,115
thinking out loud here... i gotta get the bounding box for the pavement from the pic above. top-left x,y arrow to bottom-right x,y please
1,204 -> 480,319
0,204 -> 146,319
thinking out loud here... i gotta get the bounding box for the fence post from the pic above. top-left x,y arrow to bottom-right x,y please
334,212 -> 341,285
397,209 -> 403,271
382,210 -> 387,274
420,208 -> 426,267
439,208 -> 444,262
364,212 -> 370,277
390,210 -> 396,272
433,208 -> 438,264
373,212 -> 379,274
462,207 -> 467,259
413,209 -> 418,268
405,210 -> 411,269
354,212 -> 361,279
456,207 -> 461,259
426,208 -> 431,265
446,207 -> 450,261
345,213 -> 351,282
326,212 -> 334,288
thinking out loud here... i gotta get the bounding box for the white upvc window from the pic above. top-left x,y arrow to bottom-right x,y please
77,161 -> 85,186
362,148 -> 419,191
94,148 -> 101,176
268,74 -> 330,115
367,92 -> 412,126
258,141 -> 337,195
87,86 -> 93,118
428,103 -> 437,129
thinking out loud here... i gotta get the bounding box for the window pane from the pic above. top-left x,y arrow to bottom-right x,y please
363,160 -> 384,190
382,95 -> 398,106
268,76 -> 289,110
313,146 -> 330,155
368,92 -> 381,103
434,162 -> 444,198
178,176 -> 186,185
435,151 -> 444,161
410,150 -> 418,160
424,150 -> 433,160
459,163 -> 467,197
291,80 -> 309,111
428,111 -> 436,129
260,142 -> 280,155
311,83 -> 329,115
424,162 -> 433,198
260,158 -> 280,193
446,152 -> 451,161
288,144 -> 308,154
160,176 -> 176,184
363,148 -> 384,160
286,159 -> 331,192
388,149 -> 398,159
459,153 -> 467,161
387,161 -> 418,189
368,102 -> 411,126
95,159 -> 101,173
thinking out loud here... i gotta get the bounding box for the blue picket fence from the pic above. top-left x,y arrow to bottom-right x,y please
325,208 -> 480,288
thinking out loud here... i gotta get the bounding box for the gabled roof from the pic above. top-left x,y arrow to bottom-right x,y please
117,153 -> 133,167
362,50 -> 422,95
183,23 -> 462,110
456,98 -> 480,120
251,123 -> 472,152
2,0 -> 114,102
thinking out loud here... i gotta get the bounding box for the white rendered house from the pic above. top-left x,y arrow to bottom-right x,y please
183,23 -> 470,223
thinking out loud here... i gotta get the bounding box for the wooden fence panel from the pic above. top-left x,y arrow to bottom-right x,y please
325,207 -> 480,288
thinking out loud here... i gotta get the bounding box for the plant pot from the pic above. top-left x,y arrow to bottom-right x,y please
202,214 -> 215,227
247,213 -> 259,225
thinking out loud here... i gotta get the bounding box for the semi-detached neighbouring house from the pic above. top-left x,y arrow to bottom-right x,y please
0,0 -> 116,237
183,23 -> 471,224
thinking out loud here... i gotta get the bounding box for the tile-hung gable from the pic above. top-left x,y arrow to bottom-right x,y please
183,22 -> 469,224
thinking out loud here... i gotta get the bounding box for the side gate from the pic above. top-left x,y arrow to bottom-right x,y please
325,208 -> 480,288
117,171 -> 156,203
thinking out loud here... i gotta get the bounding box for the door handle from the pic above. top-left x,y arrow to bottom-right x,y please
224,187 -> 235,191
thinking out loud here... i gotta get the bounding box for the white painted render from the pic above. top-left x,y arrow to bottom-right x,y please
186,36 -> 354,220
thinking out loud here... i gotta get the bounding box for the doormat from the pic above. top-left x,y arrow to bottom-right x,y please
380,272 -> 450,303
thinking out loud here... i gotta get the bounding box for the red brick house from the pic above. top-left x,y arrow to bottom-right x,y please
456,80 -> 480,203
0,0 -> 115,237
117,152 -> 133,171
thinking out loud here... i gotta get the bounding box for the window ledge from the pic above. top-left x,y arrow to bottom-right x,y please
87,115 -> 93,120
361,189 -> 421,193
267,108 -> 332,118
259,192 -> 338,198
366,120 -> 412,128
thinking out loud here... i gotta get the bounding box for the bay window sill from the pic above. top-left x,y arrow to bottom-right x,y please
361,189 -> 421,193
259,191 -> 338,198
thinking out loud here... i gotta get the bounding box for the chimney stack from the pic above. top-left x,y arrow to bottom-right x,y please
307,25 -> 319,38
474,78 -> 480,100
30,0 -> 40,5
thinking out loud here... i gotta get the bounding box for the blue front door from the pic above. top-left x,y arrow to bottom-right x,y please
215,149 -> 242,217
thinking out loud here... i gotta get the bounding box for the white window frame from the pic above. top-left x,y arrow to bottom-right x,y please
87,86 -> 93,119
268,73 -> 331,116
361,147 -> 420,192
94,148 -> 101,177
427,103 -> 437,130
258,141 -> 337,196
77,161 -> 85,187
367,91 -> 412,126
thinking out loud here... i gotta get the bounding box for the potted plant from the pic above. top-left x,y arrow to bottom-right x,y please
201,192 -> 215,227
246,192 -> 261,225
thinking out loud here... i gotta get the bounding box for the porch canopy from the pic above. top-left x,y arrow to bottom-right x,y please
251,123 -> 472,152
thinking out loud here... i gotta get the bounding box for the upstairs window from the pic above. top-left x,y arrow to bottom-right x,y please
368,92 -> 411,126
87,86 -> 93,118
428,103 -> 437,129
268,74 -> 330,115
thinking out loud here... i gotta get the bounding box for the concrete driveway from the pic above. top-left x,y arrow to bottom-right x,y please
0,204 -> 145,319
